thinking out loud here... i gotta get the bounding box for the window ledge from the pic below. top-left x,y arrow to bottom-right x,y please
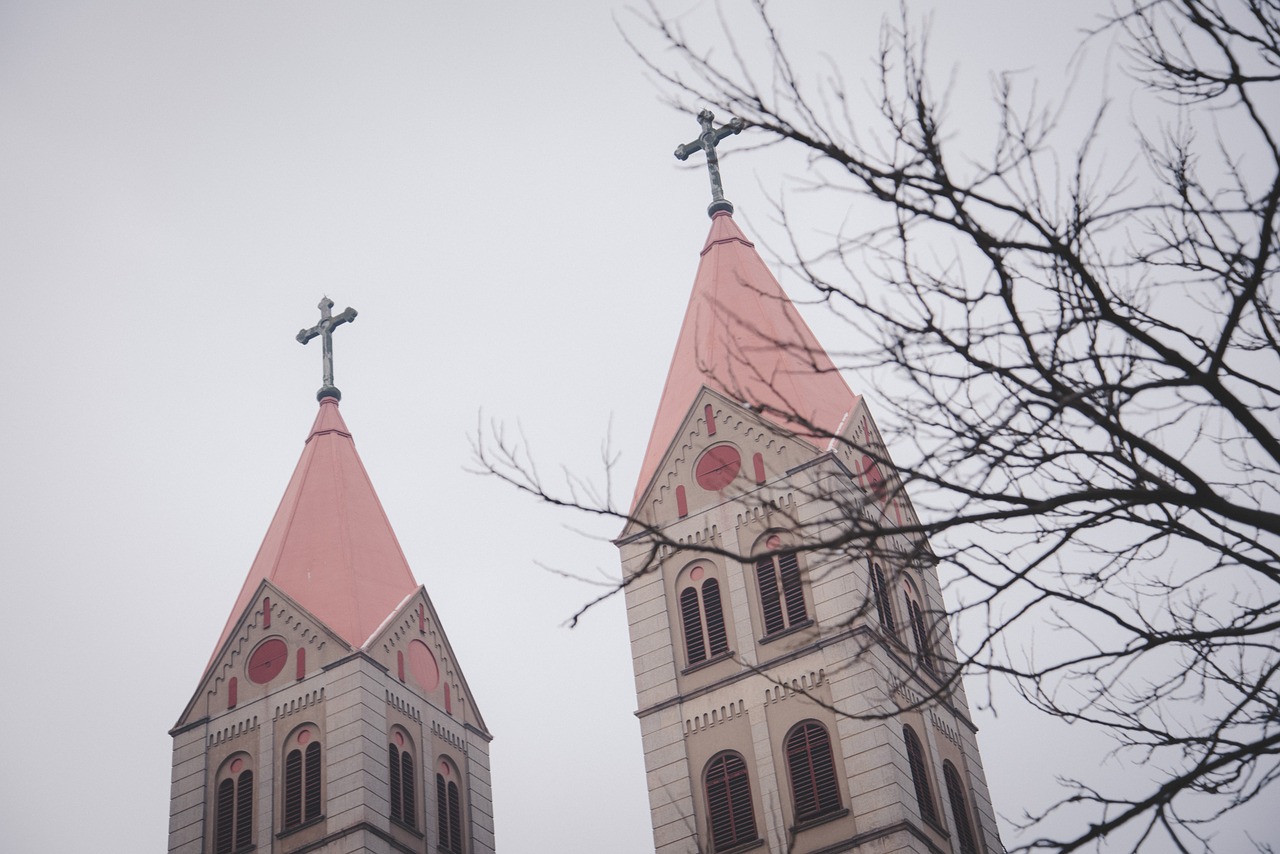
390,817 -> 424,838
714,836 -> 765,854
276,815 -> 325,839
681,649 -> 735,675
792,807 -> 849,834
759,619 -> 815,646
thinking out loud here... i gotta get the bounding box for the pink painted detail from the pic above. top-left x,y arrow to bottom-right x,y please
439,760 -> 450,777
695,445 -> 741,490
262,597 -> 271,628
394,730 -> 404,747
444,683 -> 452,715
705,404 -> 716,435
227,677 -> 237,710
862,455 -> 886,499
295,647 -> 305,681
418,604 -> 425,633
206,396 -> 421,665
247,638 -> 288,684
753,452 -> 765,484
690,566 -> 705,582
408,639 -> 439,691
230,758 -> 243,774
397,650 -> 405,682
297,729 -> 311,745
676,485 -> 688,517
630,211 -> 861,513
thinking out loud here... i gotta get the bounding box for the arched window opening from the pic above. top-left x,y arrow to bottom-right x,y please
705,752 -> 757,851
944,761 -> 979,854
436,768 -> 463,854
283,732 -> 323,831
903,582 -> 936,675
214,759 -> 253,854
785,721 -> 841,822
756,550 -> 807,637
680,576 -> 730,666
870,562 -> 895,633
389,741 -> 417,829
903,726 -> 938,826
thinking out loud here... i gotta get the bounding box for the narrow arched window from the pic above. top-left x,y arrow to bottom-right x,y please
389,742 -> 417,829
903,580 -> 936,675
214,759 -> 253,854
785,721 -> 841,822
284,734 -> 323,830
943,761 -> 979,854
436,771 -> 463,854
756,550 -> 807,637
705,752 -> 757,851
903,726 -> 938,826
870,562 -> 895,633
680,577 -> 730,666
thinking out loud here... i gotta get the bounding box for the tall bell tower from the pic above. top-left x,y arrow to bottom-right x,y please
618,114 -> 1003,854
167,299 -> 494,854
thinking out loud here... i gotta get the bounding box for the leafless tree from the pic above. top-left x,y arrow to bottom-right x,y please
477,1 -> 1279,851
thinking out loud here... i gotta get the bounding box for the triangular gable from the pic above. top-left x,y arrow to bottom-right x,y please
174,579 -> 349,730
363,586 -> 491,739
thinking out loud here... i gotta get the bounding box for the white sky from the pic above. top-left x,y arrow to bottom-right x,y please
0,2 -> 1270,852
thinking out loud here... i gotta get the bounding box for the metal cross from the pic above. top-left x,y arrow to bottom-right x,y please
297,297 -> 358,401
674,109 -> 747,217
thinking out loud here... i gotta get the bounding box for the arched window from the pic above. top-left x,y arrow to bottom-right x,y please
704,752 -> 757,851
283,729 -> 323,830
785,721 -> 841,822
388,741 -> 417,829
756,550 -> 807,637
943,761 -> 979,854
903,726 -> 938,826
213,756 -> 253,854
436,759 -> 463,854
903,579 -> 936,675
870,562 -> 895,633
680,576 -> 729,666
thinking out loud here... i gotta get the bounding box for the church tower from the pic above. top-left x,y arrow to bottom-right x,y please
168,300 -> 494,854
618,113 -> 1003,854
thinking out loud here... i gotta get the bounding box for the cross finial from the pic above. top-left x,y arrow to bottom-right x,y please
297,297 -> 358,402
674,109 -> 747,218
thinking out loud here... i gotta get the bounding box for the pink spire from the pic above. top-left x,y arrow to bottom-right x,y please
211,397 -> 420,658
631,211 -> 859,511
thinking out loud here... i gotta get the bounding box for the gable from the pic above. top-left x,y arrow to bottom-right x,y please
173,580 -> 350,730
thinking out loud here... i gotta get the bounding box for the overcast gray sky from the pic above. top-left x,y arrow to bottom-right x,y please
1,2 -> 1271,852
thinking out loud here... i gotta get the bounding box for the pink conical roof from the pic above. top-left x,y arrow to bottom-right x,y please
211,397 -> 420,657
632,211 -> 859,510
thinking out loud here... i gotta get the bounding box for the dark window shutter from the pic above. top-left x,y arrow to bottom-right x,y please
778,552 -> 807,625
681,586 -> 707,664
389,745 -> 402,823
871,564 -> 895,632
705,753 -> 757,851
214,777 -> 235,854
906,596 -> 935,674
283,749 -> 302,829
903,726 -> 938,825
447,781 -> 462,854
756,557 -> 784,635
304,742 -> 322,821
436,774 -> 448,848
702,579 -> 729,657
235,770 -> 253,849
401,752 -> 416,829
944,762 -> 978,854
786,722 -> 841,821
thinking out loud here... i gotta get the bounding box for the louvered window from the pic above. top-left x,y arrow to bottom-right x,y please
401,752 -> 416,830
905,594 -> 936,675
214,768 -> 253,853
389,744 -> 417,828
681,578 -> 729,666
756,551 -> 807,637
705,753 -> 757,851
944,761 -> 979,854
284,741 -> 323,830
785,721 -> 841,822
437,773 -> 462,854
903,726 -> 938,826
389,745 -> 403,823
870,563 -> 895,633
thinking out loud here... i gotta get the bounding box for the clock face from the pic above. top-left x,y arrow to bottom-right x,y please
695,444 -> 741,490
247,638 -> 288,684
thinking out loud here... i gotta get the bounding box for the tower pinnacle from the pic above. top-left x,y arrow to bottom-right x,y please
674,109 -> 746,217
297,296 -> 358,401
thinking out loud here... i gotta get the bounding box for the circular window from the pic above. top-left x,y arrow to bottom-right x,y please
246,638 -> 288,684
695,445 -> 742,490
408,639 -> 440,692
